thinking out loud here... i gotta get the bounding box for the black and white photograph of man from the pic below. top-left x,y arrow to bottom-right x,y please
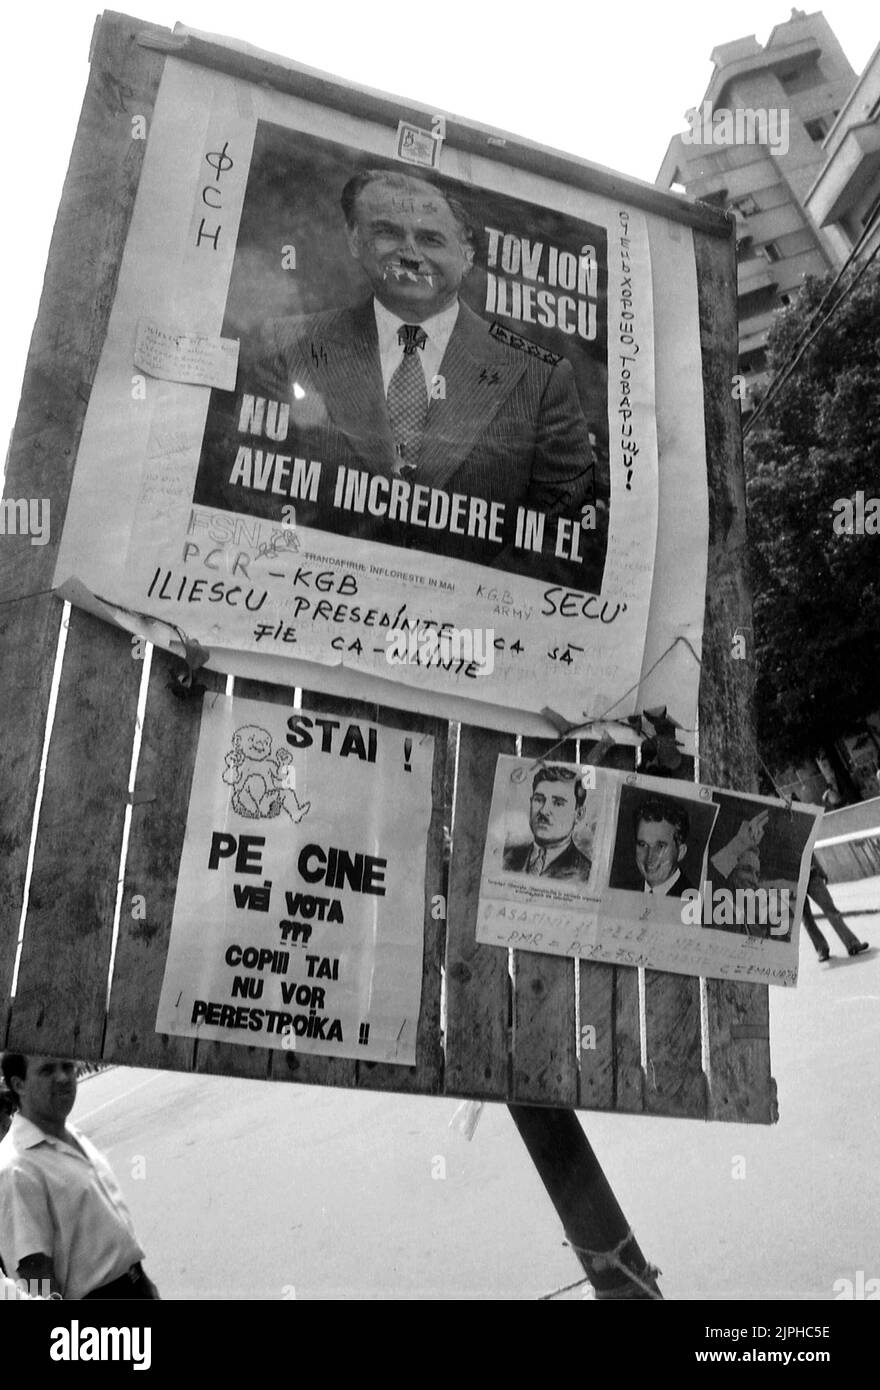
195,127 -> 609,587
608,786 -> 716,899
502,764 -> 593,883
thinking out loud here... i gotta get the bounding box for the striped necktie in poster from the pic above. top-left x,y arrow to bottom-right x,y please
387,323 -> 428,478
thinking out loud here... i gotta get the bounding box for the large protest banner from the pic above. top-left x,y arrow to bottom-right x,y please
1,13 -> 767,1124
156,696 -> 432,1062
51,33 -> 708,741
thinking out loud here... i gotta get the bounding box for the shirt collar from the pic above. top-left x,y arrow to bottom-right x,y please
9,1113 -> 85,1153
529,837 -> 572,872
373,297 -> 459,355
643,867 -> 681,896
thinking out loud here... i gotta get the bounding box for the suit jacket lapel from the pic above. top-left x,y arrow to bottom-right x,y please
318,302 -> 397,478
417,304 -> 526,490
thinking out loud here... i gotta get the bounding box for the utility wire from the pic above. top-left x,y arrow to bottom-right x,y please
757,204 -> 880,384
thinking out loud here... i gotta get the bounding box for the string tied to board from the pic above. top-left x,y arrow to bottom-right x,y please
540,1228 -> 663,1301
168,627 -> 210,700
512,634 -> 702,783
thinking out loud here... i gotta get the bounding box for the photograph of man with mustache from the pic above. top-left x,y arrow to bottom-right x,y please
503,765 -> 592,882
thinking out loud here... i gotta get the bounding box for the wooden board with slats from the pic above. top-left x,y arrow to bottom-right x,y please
0,11 -> 772,1123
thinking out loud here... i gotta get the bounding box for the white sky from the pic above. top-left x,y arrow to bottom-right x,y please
1,1 -> 876,459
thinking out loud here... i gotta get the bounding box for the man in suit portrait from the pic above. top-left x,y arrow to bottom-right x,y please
503,766 -> 592,882
631,797 -> 695,897
237,168 -> 599,580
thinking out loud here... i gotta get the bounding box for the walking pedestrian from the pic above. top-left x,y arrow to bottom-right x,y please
0,1054 -> 159,1299
802,858 -> 869,962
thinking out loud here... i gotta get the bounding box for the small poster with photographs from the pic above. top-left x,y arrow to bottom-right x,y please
477,757 -> 824,986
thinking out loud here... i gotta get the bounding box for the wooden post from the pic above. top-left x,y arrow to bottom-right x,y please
508,1105 -> 661,1300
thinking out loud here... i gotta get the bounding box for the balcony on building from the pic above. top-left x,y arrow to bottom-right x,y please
806,121 -> 880,226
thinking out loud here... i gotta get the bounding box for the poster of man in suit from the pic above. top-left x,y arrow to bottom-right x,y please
607,787 -> 715,898
52,55 -> 707,738
195,124 -> 609,591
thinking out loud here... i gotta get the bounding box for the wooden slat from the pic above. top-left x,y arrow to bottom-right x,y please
103,650 -> 224,1070
704,980 -> 774,1123
512,739 -> 578,1105
611,970 -> 645,1114
0,14 -> 167,1045
642,971 -> 706,1118
576,744 -> 643,1113
692,233 -> 759,793
692,225 -> 772,1122
577,961 -> 615,1109
195,1035 -> 272,1080
8,613 -> 142,1057
578,962 -> 645,1114
512,955 -> 578,1104
444,724 -> 515,1099
0,596 -> 63,1045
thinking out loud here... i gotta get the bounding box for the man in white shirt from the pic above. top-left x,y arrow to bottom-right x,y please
0,1054 -> 158,1300
223,169 -> 599,582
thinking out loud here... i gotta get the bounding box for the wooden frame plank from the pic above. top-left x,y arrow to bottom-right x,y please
578,962 -> 645,1114
642,971 -> 707,1119
0,14 -> 167,1045
444,725 -> 515,1099
577,961 -> 615,1110
611,969 -> 645,1114
704,980 -> 774,1123
692,224 -> 772,1123
104,650 -> 223,1070
577,744 -> 644,1113
634,224 -> 752,1125
0,595 -> 62,1045
8,612 -> 142,1057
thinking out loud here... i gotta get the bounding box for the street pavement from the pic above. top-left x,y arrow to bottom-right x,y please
71,877 -> 880,1301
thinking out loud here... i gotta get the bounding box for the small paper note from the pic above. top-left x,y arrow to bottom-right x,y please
134,318 -> 240,390
395,122 -> 443,169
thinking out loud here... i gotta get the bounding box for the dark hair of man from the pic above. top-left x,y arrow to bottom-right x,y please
1,1054 -> 27,1110
634,798 -> 689,847
340,169 -> 476,251
532,764 -> 586,810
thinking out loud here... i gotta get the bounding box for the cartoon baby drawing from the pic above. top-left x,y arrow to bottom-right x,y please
222,725 -> 310,822
271,748 -> 311,823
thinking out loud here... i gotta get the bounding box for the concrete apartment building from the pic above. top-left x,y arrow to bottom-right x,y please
804,39 -> 880,266
657,15 -> 880,824
656,9 -> 857,402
